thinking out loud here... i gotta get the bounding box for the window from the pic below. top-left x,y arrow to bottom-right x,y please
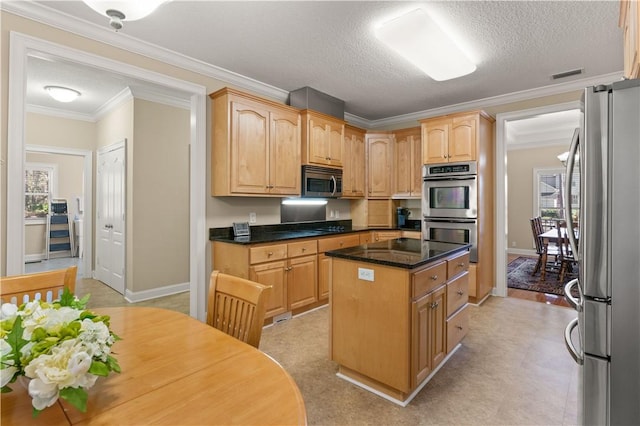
25,163 -> 57,220
533,167 -> 579,231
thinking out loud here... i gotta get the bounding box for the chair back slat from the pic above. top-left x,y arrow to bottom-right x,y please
530,217 -> 545,255
207,271 -> 272,348
1,266 -> 77,305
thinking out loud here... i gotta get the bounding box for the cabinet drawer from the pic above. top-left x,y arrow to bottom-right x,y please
250,244 -> 287,264
447,251 -> 469,279
447,272 -> 469,316
401,231 -> 421,240
287,240 -> 317,257
412,261 -> 447,299
446,304 -> 469,354
373,231 -> 401,242
318,234 -> 361,252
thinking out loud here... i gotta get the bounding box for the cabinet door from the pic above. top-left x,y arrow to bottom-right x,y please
308,116 -> 330,165
288,254 -> 318,310
412,293 -> 433,386
449,114 -> 477,162
367,136 -> 393,198
430,285 -> 447,369
230,101 -> 270,193
270,109 -> 301,195
249,260 -> 287,318
394,134 -> 412,196
318,253 -> 331,300
422,120 -> 450,164
411,134 -> 423,195
327,122 -> 344,167
350,132 -> 366,197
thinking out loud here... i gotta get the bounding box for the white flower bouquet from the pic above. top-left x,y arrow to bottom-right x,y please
0,289 -> 121,416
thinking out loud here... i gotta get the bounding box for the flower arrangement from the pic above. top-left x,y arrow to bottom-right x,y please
0,289 -> 121,416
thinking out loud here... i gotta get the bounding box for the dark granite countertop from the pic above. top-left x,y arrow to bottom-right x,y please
209,220 -> 420,245
325,238 -> 470,269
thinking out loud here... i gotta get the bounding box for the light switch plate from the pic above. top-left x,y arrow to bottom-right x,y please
358,267 -> 374,281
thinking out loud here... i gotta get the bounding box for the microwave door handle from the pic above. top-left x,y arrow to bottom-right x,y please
564,128 -> 580,257
330,175 -> 337,196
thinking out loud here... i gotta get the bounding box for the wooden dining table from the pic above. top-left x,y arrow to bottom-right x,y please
1,307 -> 307,425
538,227 -> 578,280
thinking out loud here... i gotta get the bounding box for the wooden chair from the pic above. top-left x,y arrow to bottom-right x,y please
207,271 -> 272,348
530,217 -> 560,276
556,227 -> 577,282
1,266 -> 77,305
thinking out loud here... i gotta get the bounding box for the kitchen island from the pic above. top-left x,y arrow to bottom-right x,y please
326,238 -> 470,406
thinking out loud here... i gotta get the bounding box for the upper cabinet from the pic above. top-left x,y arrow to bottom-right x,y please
420,111 -> 492,165
210,88 -> 301,197
366,133 -> 394,198
393,127 -> 422,198
343,125 -> 366,198
620,0 -> 640,79
301,110 -> 345,168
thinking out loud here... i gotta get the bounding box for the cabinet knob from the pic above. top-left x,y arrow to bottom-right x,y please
457,262 -> 466,268
339,242 -> 344,246
457,290 -> 464,296
285,266 -> 292,272
430,301 -> 440,309
302,247 -> 306,252
268,252 -> 273,256
430,275 -> 438,281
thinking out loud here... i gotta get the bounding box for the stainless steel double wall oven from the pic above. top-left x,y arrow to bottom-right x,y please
422,161 -> 478,262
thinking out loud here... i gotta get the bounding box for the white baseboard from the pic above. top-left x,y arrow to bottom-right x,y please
25,253 -> 44,262
507,248 -> 537,257
124,282 -> 190,303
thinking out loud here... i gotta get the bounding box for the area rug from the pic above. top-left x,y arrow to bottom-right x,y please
507,256 -> 577,296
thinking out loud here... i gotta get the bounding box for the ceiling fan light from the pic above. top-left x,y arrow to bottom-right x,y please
45,86 -> 81,103
82,0 -> 169,27
375,8 -> 476,81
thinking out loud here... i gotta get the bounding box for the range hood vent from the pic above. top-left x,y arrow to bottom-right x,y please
288,87 -> 345,119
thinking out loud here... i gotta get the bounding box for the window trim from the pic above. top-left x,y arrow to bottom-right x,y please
25,162 -> 58,222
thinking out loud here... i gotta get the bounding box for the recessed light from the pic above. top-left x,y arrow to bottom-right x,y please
44,86 -> 81,103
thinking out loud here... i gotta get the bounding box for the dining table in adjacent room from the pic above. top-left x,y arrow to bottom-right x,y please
1,306 -> 307,426
537,227 -> 579,280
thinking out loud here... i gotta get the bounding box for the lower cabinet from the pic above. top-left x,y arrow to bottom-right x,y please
249,260 -> 288,318
411,284 -> 446,387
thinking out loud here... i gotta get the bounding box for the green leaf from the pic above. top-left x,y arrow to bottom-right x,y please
60,387 -> 88,412
58,288 -> 75,307
4,316 -> 28,367
107,355 -> 121,373
2,385 -> 13,393
88,360 -> 109,376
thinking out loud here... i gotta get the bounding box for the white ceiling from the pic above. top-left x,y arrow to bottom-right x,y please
8,1 -> 623,129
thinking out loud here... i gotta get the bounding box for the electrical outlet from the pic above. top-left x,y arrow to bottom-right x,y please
249,212 -> 257,223
335,210 -> 340,218
358,267 -> 374,282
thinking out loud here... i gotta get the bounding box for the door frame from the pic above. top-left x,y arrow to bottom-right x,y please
7,32 -> 207,320
25,144 -> 93,278
494,101 -> 581,297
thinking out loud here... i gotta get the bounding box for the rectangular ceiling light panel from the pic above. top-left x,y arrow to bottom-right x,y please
375,8 -> 476,81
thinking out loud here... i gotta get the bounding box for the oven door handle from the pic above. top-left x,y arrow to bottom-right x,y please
423,218 -> 477,224
423,176 -> 477,182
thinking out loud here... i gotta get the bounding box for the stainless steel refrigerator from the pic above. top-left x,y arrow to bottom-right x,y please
563,79 -> 640,425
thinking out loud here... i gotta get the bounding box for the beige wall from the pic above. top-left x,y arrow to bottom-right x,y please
24,151 -> 84,257
507,145 -> 569,251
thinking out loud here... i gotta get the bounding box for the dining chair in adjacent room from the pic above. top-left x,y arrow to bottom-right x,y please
557,226 -> 577,282
530,217 -> 560,276
0,266 -> 78,305
207,271 -> 272,348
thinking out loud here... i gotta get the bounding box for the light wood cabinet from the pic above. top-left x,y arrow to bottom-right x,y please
620,0 -> 640,79
372,230 -> 401,242
394,127 -> 422,197
250,260 -> 288,318
343,125 -> 366,198
420,112 -> 491,165
287,254 -> 318,310
317,233 -> 362,301
401,230 -> 422,239
366,133 -> 394,198
210,88 -> 301,196
301,110 -> 345,168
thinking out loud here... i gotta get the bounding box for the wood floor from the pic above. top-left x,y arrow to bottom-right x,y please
507,254 -> 571,308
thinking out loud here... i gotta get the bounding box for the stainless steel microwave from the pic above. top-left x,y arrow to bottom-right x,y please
301,165 -> 342,198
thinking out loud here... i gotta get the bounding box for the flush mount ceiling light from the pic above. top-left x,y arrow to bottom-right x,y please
281,198 -> 328,206
44,86 -> 81,103
375,8 -> 476,81
82,0 -> 170,30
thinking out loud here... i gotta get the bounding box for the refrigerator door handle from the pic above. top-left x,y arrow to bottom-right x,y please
564,278 -> 582,311
564,317 -> 584,365
563,127 -> 580,258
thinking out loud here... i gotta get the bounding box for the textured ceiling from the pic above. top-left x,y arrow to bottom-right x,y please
12,1 -> 623,123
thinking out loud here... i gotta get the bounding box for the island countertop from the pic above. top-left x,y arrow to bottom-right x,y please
325,238 -> 471,269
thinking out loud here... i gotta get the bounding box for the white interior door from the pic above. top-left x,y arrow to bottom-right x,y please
96,141 -> 125,294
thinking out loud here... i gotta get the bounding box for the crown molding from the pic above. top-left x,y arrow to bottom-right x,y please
130,86 -> 191,110
94,87 -> 133,121
26,104 -> 96,122
2,2 -> 624,129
